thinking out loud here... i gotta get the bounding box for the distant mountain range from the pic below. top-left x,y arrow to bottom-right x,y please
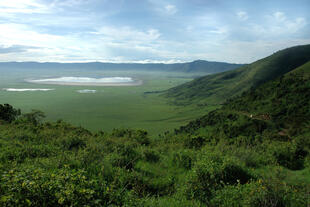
0,60 -> 242,74
165,44 -> 310,105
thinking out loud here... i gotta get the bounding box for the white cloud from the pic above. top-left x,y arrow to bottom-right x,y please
0,0 -> 308,64
237,11 -> 248,21
0,23 -> 102,62
0,23 -> 62,47
0,0 -> 49,14
51,0 -> 91,8
273,12 -> 286,22
209,27 -> 227,35
165,4 -> 177,15
254,12 -> 307,36
93,26 -> 161,44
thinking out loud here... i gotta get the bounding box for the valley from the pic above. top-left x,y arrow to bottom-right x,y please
0,69 -> 216,134
0,45 -> 310,206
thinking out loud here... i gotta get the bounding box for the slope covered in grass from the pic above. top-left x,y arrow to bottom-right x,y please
165,44 -> 310,105
224,61 -> 310,130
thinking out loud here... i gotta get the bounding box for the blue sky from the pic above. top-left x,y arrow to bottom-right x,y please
0,0 -> 309,63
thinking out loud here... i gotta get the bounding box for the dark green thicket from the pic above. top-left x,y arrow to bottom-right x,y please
0,103 -> 20,123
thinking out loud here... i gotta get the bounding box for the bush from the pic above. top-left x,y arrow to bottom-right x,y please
0,104 -> 20,123
210,183 -> 248,207
184,135 -> 206,149
186,155 -> 253,203
0,167 -> 112,206
244,179 -> 309,207
111,143 -> 141,169
133,129 -> 150,146
62,136 -> 86,150
273,142 -> 307,170
20,110 -> 45,125
172,150 -> 193,170
129,171 -> 175,197
144,149 -> 160,163
111,129 -> 150,145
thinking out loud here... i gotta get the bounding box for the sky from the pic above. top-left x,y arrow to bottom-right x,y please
0,0 -> 309,63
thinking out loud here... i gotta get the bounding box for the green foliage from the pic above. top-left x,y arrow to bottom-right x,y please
273,141 -> 308,170
184,135 -> 207,149
0,166 -> 112,206
144,149 -> 160,163
128,171 -> 176,197
112,129 -> 150,145
172,150 -> 194,170
18,109 -> 46,125
0,104 -> 20,123
61,136 -> 86,150
186,154 -> 253,203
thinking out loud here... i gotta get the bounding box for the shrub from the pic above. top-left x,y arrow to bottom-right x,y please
184,135 -> 206,149
111,143 -> 141,169
111,129 -> 150,145
0,104 -> 20,123
273,142 -> 307,170
129,171 -> 175,197
172,150 -> 193,170
20,110 -> 45,125
62,136 -> 86,150
133,129 -> 150,146
144,149 -> 160,163
0,167 -> 112,206
186,155 -> 253,203
244,179 -> 309,207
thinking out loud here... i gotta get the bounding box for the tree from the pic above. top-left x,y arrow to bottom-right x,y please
22,109 -> 46,125
0,104 -> 21,123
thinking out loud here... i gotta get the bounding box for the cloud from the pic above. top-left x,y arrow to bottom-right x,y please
0,0 -> 49,14
0,1 -> 308,64
254,12 -> 307,36
237,11 -> 248,21
92,26 -> 161,46
148,0 -> 178,15
273,12 -> 286,22
0,45 -> 38,54
51,0 -> 92,8
0,23 -> 63,47
165,4 -> 177,15
209,27 -> 227,35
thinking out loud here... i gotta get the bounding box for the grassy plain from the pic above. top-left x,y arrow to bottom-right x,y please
0,69 -> 215,135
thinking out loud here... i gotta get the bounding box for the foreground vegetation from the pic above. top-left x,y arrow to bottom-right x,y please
0,60 -> 309,206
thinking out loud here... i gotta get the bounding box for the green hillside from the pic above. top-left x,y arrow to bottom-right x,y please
224,61 -> 310,129
0,48 -> 309,206
165,44 -> 310,105
177,60 -> 310,135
